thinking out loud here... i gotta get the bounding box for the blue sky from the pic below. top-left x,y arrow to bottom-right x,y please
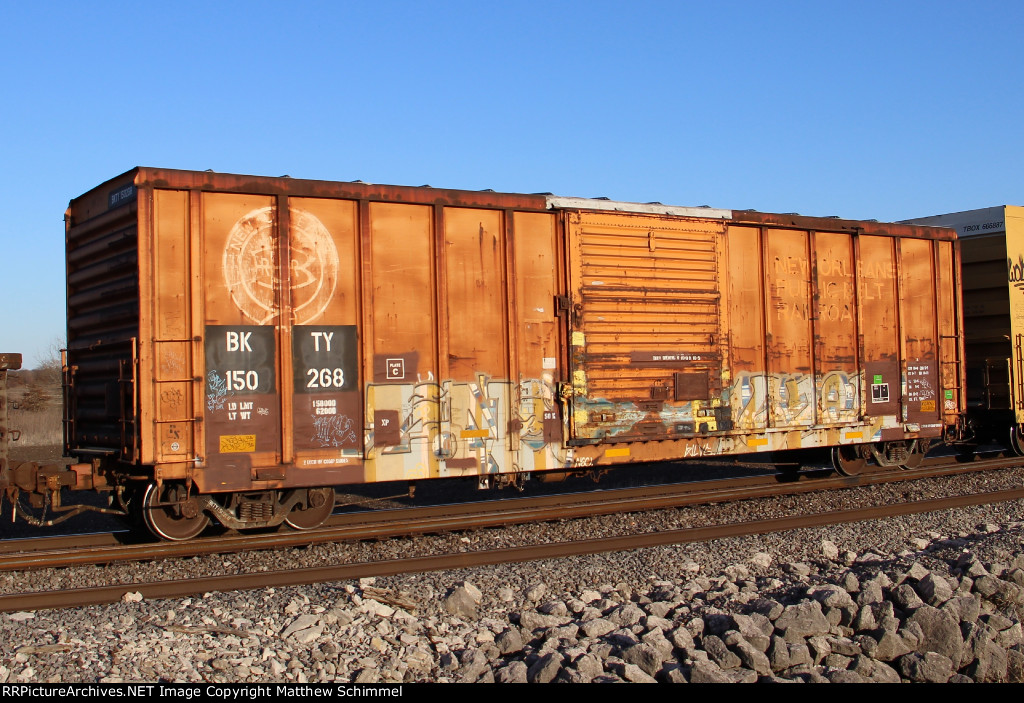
1,1 -> 1022,365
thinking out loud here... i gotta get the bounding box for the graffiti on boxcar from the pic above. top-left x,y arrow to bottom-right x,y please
819,371 -> 858,422
161,348 -> 186,375
161,388 -> 185,412
683,443 -> 714,457
1008,254 -> 1024,291
206,370 -> 231,412
732,372 -> 768,428
365,373 -> 572,480
311,414 -> 357,448
516,376 -> 557,451
223,207 -> 339,324
730,371 -> 815,426
770,374 -> 813,424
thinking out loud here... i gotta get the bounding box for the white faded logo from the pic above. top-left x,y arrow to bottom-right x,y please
223,207 -> 339,324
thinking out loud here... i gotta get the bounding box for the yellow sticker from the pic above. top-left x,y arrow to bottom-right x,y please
573,369 -> 588,392
572,331 -> 586,347
748,438 -> 768,447
845,431 -> 863,440
920,400 -> 936,412
220,434 -> 256,453
605,447 -> 630,458
460,429 -> 490,438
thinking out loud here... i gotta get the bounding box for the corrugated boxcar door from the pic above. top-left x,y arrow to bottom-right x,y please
566,211 -> 725,442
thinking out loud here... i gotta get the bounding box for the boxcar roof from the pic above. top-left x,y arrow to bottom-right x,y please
71,166 -> 956,241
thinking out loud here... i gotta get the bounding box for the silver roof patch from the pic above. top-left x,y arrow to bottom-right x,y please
547,196 -> 732,219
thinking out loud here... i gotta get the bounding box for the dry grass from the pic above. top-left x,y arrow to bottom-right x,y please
9,406 -> 62,447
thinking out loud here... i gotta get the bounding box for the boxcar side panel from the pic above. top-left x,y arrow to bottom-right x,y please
858,235 -> 901,425
725,225 -> 767,434
200,192 -> 282,490
286,197 -> 362,481
511,211 -> 564,472
148,189 -> 194,475
899,237 -> 941,428
442,207 -> 512,478
812,231 -> 860,427
936,240 -> 962,426
364,202 -> 438,483
764,228 -> 814,433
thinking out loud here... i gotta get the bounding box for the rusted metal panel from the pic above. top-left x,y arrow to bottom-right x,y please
364,202 -> 437,483
734,210 -> 957,241
764,228 -> 814,429
444,208 -> 507,380
442,207 -> 512,477
899,237 -> 940,426
133,167 -> 549,213
511,211 -> 563,470
563,208 -> 962,453
935,240 -> 963,422
286,197 -> 361,476
903,207 -> 1012,421
725,225 -> 767,431
813,231 -> 860,426
858,235 -> 900,418
198,193 -> 282,490
148,189 -> 193,470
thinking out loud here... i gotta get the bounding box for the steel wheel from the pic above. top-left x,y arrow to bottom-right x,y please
1010,425 -> 1024,457
285,487 -> 336,530
831,444 -> 867,476
899,440 -> 927,469
142,482 -> 210,541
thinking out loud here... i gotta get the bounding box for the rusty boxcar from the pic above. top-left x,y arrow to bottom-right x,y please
2,168 -> 965,539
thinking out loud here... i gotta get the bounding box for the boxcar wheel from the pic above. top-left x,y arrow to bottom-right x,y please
285,487 -> 336,530
899,440 -> 928,470
831,445 -> 867,476
1010,425 -> 1024,457
142,482 -> 210,541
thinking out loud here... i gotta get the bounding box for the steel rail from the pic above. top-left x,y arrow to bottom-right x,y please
0,532 -> 126,555
0,456 -> 1016,571
2,484 -> 1023,613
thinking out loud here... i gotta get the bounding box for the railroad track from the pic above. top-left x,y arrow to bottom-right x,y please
2,456 -> 1022,612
